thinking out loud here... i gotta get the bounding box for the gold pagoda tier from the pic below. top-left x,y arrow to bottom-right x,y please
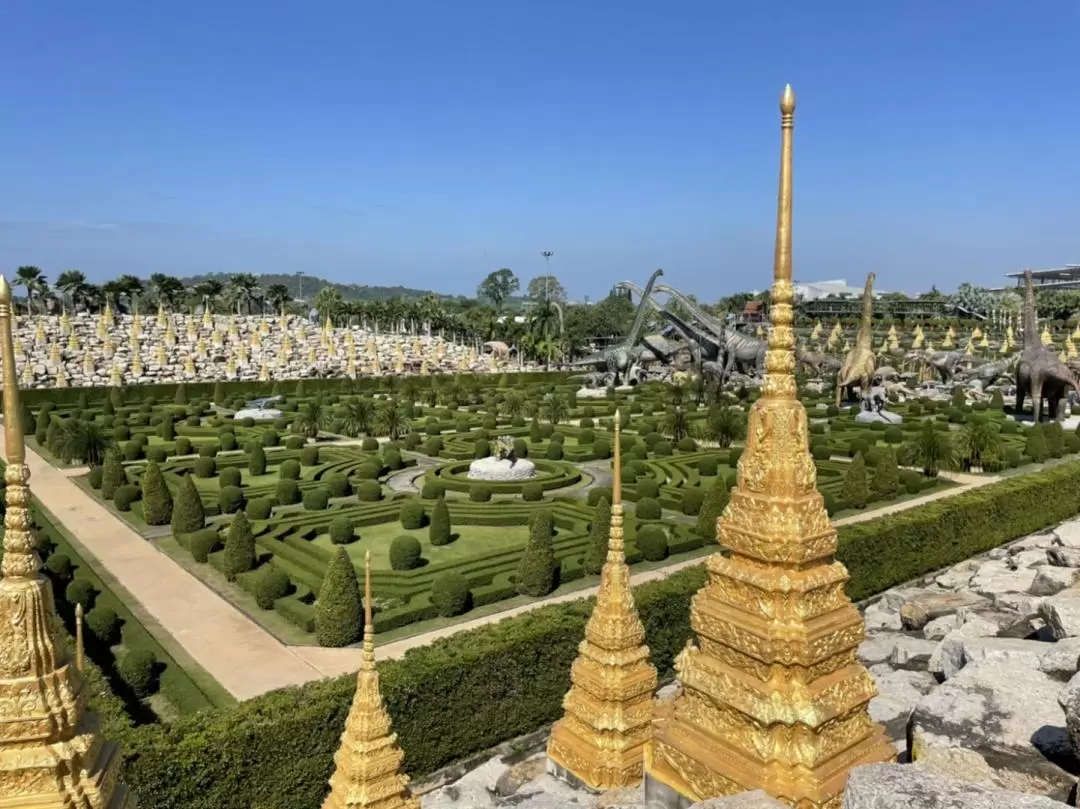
323,551 -> 418,809
0,275 -> 134,809
642,86 -> 893,809
546,414 -> 658,790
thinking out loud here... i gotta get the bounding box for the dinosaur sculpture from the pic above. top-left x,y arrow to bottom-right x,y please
956,355 -> 1016,386
566,268 -> 664,385
1016,269 -> 1080,421
926,350 -> 966,382
836,272 -> 877,405
614,280 -> 721,366
796,349 -> 841,374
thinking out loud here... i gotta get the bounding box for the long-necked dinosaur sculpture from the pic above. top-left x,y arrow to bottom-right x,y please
1016,269 -> 1079,421
835,272 -> 877,405
614,281 -> 722,365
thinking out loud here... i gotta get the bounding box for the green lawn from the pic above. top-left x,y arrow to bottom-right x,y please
311,522 -> 532,571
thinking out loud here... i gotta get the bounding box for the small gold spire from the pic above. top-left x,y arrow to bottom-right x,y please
75,602 -> 86,673
322,551 -> 418,809
0,274 -> 134,808
546,408 -> 658,789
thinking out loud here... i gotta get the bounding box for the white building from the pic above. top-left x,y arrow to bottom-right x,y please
793,278 -> 882,301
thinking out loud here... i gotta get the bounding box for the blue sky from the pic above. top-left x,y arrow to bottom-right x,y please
0,1 -> 1076,300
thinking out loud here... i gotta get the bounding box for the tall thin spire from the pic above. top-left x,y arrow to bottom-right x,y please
643,86 -> 894,808
0,275 -> 133,809
323,551 -> 418,809
546,411 -> 658,789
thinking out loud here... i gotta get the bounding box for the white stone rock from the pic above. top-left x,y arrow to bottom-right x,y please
927,631 -> 966,680
858,633 -> 902,666
1053,519 -> 1080,549
970,561 -> 1037,598
1038,637 -> 1080,678
1047,546 -> 1080,568
1039,589 -> 1080,640
691,791 -> 788,809
1030,567 -> 1080,597
889,637 -> 938,668
1009,533 -> 1059,554
842,763 -> 1068,809
922,614 -> 961,641
1008,549 -> 1052,570
993,592 -> 1045,617
467,457 -> 537,482
960,637 -> 1050,670
863,602 -> 903,632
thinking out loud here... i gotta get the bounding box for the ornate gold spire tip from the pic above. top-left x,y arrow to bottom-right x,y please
0,275 -> 11,303
780,83 -> 795,114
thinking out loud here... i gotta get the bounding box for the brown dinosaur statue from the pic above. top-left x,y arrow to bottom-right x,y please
835,271 -> 877,405
1016,269 -> 1080,421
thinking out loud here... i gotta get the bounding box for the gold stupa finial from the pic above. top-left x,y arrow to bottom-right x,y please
643,87 -> 893,808
546,408 -> 657,788
322,551 -> 418,809
0,274 -> 134,808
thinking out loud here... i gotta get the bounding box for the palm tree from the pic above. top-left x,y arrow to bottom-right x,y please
55,270 -> 89,311
377,398 -> 410,441
313,287 -> 345,322
663,407 -> 692,443
904,421 -> 958,478
265,283 -> 291,313
544,393 -> 567,425
193,279 -> 225,313
59,420 -> 112,466
149,273 -> 185,311
503,390 -> 525,419
337,398 -> 375,438
699,405 -> 745,448
957,417 -> 1002,473
15,266 -> 47,314
293,401 -> 328,441
227,273 -> 260,314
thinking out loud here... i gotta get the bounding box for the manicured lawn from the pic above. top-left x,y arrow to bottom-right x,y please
311,522 -> 532,571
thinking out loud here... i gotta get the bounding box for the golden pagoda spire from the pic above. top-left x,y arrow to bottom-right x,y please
323,551 -> 418,809
0,275 -> 134,809
643,86 -> 893,809
547,412 -> 658,789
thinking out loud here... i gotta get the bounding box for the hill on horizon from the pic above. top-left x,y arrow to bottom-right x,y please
178,272 -> 467,303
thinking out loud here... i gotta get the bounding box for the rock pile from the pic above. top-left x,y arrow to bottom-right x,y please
9,310 -> 526,388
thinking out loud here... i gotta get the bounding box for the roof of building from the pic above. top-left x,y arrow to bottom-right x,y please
1003,265 -> 1080,280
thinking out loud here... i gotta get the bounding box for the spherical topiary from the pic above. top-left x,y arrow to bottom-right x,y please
431,572 -> 471,617
653,440 -> 673,457
545,442 -> 564,460
680,488 -> 705,516
275,479 -> 300,506
635,478 -> 660,499
592,438 -> 611,459
194,456 -> 216,479
245,497 -> 273,520
219,432 -> 237,452
87,466 -> 103,489
470,484 -> 493,503
698,456 -> 719,476
578,428 -> 596,445
171,474 -> 205,534
473,438 -> 490,460
45,553 -> 73,581
65,578 -> 97,611
123,441 -> 143,462
254,567 -> 291,610
147,446 -> 167,464
262,429 -> 280,448
286,435 -> 305,450
521,483 -> 543,502
114,424 -> 131,442
279,459 -> 301,480
587,486 -> 613,507
218,485 -> 244,514
328,517 -> 355,545
361,437 -> 379,451
315,547 -> 362,647
355,481 -> 382,501
423,437 -> 443,456
326,472 -> 350,498
382,448 -> 403,470
175,437 -> 193,455
356,463 -> 380,480
198,443 -> 218,458
118,648 -> 158,697
113,484 -> 140,512
677,437 -> 697,452
812,443 -> 833,461
303,487 -> 330,511
635,497 -> 661,520
400,500 -> 426,529
636,525 -> 668,561
421,481 -> 445,500
249,444 -> 267,476
300,445 -> 319,466
188,528 -> 219,563
86,605 -> 122,645
390,535 -> 423,570
220,466 -> 242,489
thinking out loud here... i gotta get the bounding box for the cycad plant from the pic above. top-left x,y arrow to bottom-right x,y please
905,421 -> 958,477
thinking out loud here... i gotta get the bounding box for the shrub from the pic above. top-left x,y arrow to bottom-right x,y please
286,435 -> 305,450
355,481 -> 382,502
545,442 -> 564,460
159,414 -> 175,442
578,428 -> 596,445
516,509 -> 557,597
990,390 -> 1005,410
222,513 -> 255,581
217,483 -> 244,517
86,605 -> 121,645
1025,428 -> 1050,464
194,456 -> 216,479
521,483 -> 543,502
254,567 -> 291,610
636,478 -> 660,499
113,424 -> 130,443
123,441 -> 143,462
65,578 -> 96,611
424,437 -> 444,456
390,535 -> 423,570
188,529 -> 219,563
87,465 -> 103,489
277,459 -> 300,480
421,481 -> 445,500
300,445 -> 319,466
729,447 -> 744,466
592,438 -> 611,459
582,496 -> 611,575
329,517 -> 354,545
315,547 -> 362,647
429,498 -> 452,546
382,448 -> 403,470
118,648 -> 158,698
175,437 -> 193,455
275,479 -> 300,505
303,488 -> 330,511
680,488 -> 705,516
356,463 -> 380,480
653,440 -> 673,457
842,453 -> 870,509
636,497 -> 661,520
45,552 -> 73,581
361,437 -> 380,451
245,497 -> 273,520
171,474 -> 206,534
400,500 -> 426,529
1045,423 -> 1066,459
249,444 -> 267,476
698,456 -> 719,477
220,466 -> 242,489
113,484 -> 139,512
636,525 -> 668,561
431,572 -> 471,618
588,486 -> 613,507
473,438 -> 490,460
262,429 -> 281,448
147,446 -> 167,464
512,438 -> 529,459
470,485 -> 493,503
883,426 -> 903,444
198,443 -> 218,458
871,449 -> 900,500
677,437 -> 697,452
326,473 -> 350,498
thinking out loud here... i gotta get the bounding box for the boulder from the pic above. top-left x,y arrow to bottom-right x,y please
1039,638 -> 1080,679
909,661 -> 1074,799
1039,589 -> 1080,640
927,631 -> 966,680
922,614 -> 961,641
899,590 -> 989,630
868,664 -> 936,741
842,763 -> 1068,809
858,633 -> 904,667
935,562 -> 978,590
1010,549 -> 1054,570
1048,547 -> 1080,568
1054,520 -> 1080,549
690,792 -> 788,809
1010,533 -> 1059,554
970,561 -> 1038,598
888,638 -> 938,669
1057,671 -> 1080,763
1030,567 -> 1080,597
960,637 -> 1051,670
864,602 -> 903,632
993,592 -> 1045,618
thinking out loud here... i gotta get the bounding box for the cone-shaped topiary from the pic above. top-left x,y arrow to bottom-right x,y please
429,497 -> 452,546
141,459 -> 174,525
101,447 -> 126,500
1026,427 -> 1049,463
174,383 -> 188,405
516,508 -> 557,597
171,473 -> 206,535
222,512 -> 256,581
213,381 -> 226,405
314,546 -> 362,647
871,448 -> 900,500
249,443 -> 267,476
582,496 -> 611,575
160,412 -> 175,441
842,452 -> 870,510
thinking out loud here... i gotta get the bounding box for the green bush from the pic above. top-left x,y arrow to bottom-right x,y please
516,509 -> 557,597
303,488 -> 330,511
88,465 -> 104,489
871,449 -> 900,500
698,456 -> 719,477
315,547 -> 362,647
883,426 -> 903,444
198,443 -> 218,458
147,446 -> 167,464
275,479 -> 300,506
86,605 -> 122,645
653,440 -> 673,457
521,483 -> 543,502
171,475 -> 206,534
113,484 -> 139,512
582,496 -> 611,575
470,485 -> 493,503
220,466 -> 242,489
545,442 -> 564,460
636,497 -> 661,520
429,498 -> 452,546
286,436 -> 305,451
255,567 -> 291,610
1025,428 -> 1050,463
188,529 -> 220,563
249,444 -> 267,476
729,447 -> 744,466
194,456 -> 216,478
123,440 -> 143,462
262,429 -> 280,448
842,453 -> 869,509
431,572 -> 471,617
119,648 -> 158,698
382,448 -> 403,470
400,500 -> 426,529
636,525 -> 669,561
222,513 -> 255,581
355,481 -> 382,502
300,445 -> 319,466
45,553 -> 73,581
65,578 -> 96,611
592,437 -> 611,459
218,486 -> 244,515
636,478 -> 660,499
356,463 -> 380,480
680,488 -> 705,516
246,497 -> 274,520
587,486 -> 613,507
361,437 -> 379,451
421,481 -> 445,500
390,535 -> 423,570
325,473 -> 350,498
279,460 -> 301,480
329,517 -> 354,545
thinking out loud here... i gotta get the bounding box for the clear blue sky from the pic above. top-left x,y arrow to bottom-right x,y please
0,1 -> 1076,300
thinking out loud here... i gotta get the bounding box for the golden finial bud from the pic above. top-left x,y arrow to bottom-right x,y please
0,274 -> 11,303
780,83 -> 795,115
